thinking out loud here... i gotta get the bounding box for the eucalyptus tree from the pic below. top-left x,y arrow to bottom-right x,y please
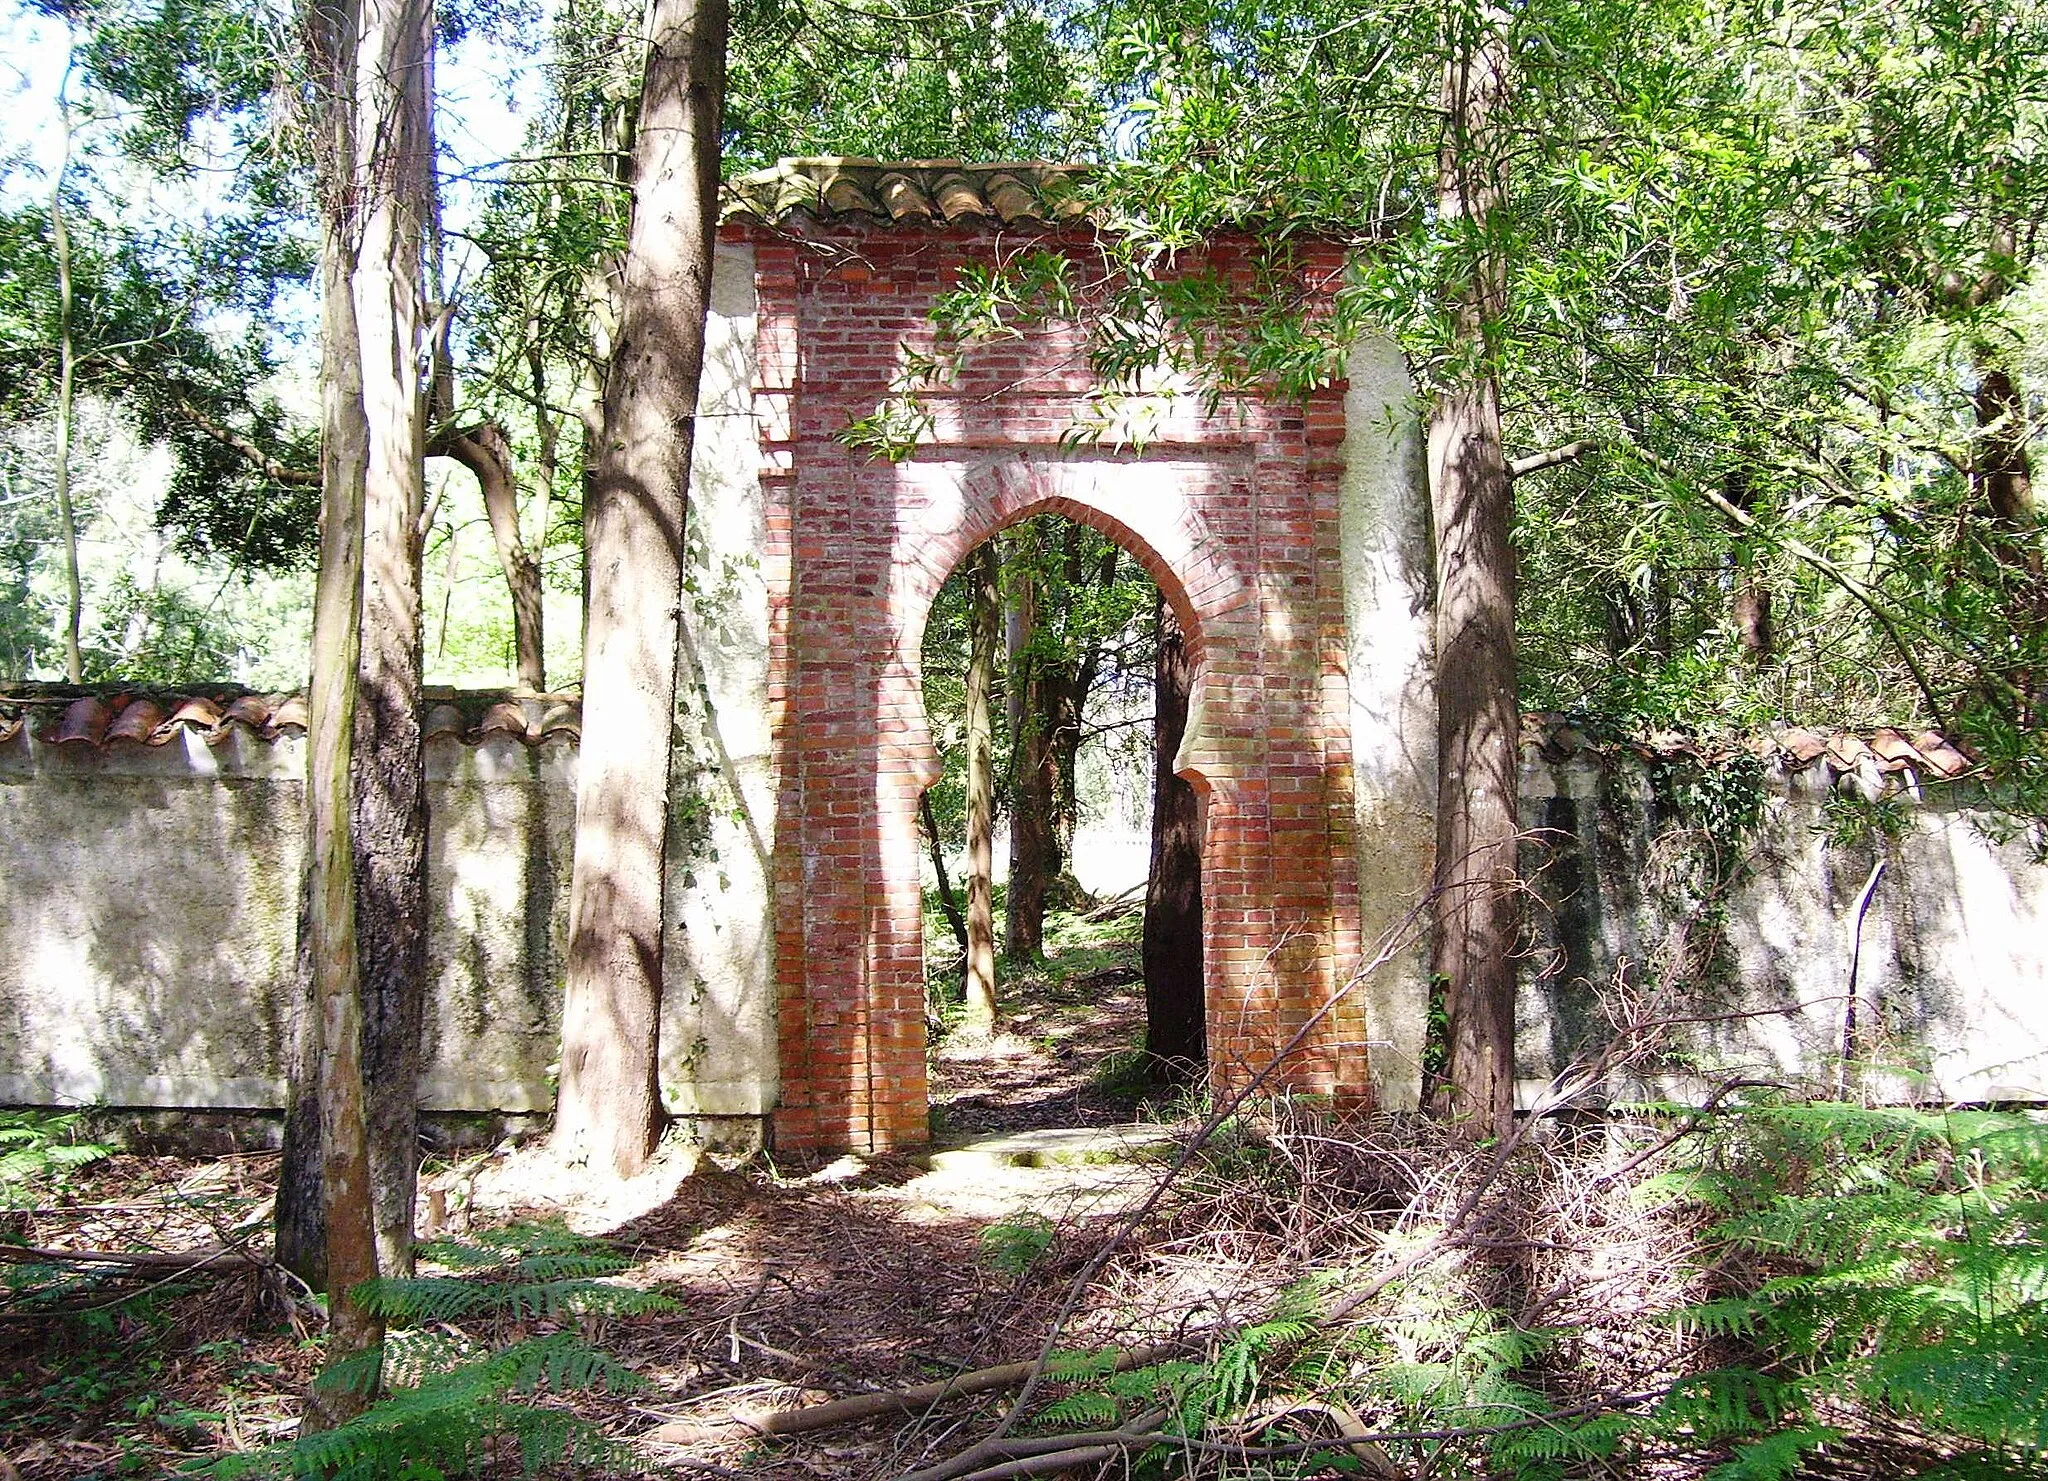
551,0 -> 730,1179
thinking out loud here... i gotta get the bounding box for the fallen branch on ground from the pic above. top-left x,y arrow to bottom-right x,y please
0,1243 -> 263,1272
644,1343 -> 1186,1447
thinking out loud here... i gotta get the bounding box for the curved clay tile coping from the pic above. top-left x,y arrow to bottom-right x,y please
475,700 -> 530,739
983,173 -> 1040,223
105,699 -> 166,745
52,696 -> 111,746
1912,731 -> 1973,777
423,703 -> 468,741
822,174 -> 880,217
165,696 -> 225,732
268,693 -> 309,732
931,173 -> 993,223
1774,727 -> 1830,765
220,694 -> 274,730
874,172 -> 931,225
537,701 -> 581,739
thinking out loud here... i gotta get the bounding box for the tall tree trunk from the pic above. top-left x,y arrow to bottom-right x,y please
920,793 -> 968,950
1048,541 -> 1121,865
962,541 -> 1000,1031
553,0 -> 728,1179
1975,356 -> 2040,532
348,0 -> 435,1280
1006,668 -> 1058,961
1427,5 -> 1519,1138
292,0 -> 382,1429
1726,470 -> 1773,665
49,40 -> 82,685
1142,599 -> 1203,1081
441,423 -> 545,688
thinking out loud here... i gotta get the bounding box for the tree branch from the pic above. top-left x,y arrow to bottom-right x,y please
1507,438 -> 1593,480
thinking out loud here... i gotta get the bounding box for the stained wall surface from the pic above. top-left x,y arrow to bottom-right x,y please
0,714 -> 574,1114
1519,746 -> 2048,1105
4,708 -> 2045,1128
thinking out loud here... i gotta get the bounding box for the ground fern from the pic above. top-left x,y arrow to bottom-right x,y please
206,1221 -> 671,1480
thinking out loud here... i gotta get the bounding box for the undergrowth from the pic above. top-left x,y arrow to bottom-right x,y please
1026,1097 -> 2048,1479
204,1222 -> 672,1480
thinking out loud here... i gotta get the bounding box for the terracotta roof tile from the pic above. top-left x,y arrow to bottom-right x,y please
166,696 -> 224,731
270,694 -> 309,733
475,700 -> 531,739
1867,727 -> 1923,772
220,694 -> 274,730
724,158 -> 1090,230
537,701 -> 580,740
0,688 -> 582,754
1775,727 -> 1831,765
52,696 -> 112,746
1906,730 -> 1969,777
1825,733 -> 1874,772
105,699 -> 165,745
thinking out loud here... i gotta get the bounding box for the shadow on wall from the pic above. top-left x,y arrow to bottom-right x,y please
1519,752 -> 2048,1104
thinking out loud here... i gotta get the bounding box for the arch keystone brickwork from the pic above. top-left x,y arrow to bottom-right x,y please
662,164 -> 1441,1153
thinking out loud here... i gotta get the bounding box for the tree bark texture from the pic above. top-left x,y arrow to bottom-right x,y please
1003,545 -> 1049,960
291,0 -> 383,1428
553,0 -> 728,1179
1427,5 -> 1520,1138
1975,358 -> 2039,531
49,46 -> 83,685
349,0 -> 435,1280
920,793 -> 968,950
441,422 -> 546,689
1142,600 -> 1204,1080
962,541 -> 1001,1031
1006,666 -> 1058,961
1725,470 -> 1774,665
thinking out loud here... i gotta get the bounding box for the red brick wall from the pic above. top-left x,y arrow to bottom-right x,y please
730,220 -> 1369,1152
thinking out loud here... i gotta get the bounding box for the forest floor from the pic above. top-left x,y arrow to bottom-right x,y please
2,905 -> 1212,1480
926,898 -> 1193,1136
7,901 -> 1967,1481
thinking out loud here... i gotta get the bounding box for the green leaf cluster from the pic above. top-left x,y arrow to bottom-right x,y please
205,1221 -> 671,1481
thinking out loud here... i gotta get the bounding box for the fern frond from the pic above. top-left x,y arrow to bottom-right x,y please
1705,1424 -> 1840,1481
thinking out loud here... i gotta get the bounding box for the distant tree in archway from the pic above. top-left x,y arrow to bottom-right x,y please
1143,598 -> 1203,1080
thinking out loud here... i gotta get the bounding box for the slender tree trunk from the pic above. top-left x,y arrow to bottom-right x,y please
1975,357 -> 2040,532
1726,470 -> 1773,665
348,0 -> 436,1281
290,0 -> 382,1429
554,0 -> 728,1179
962,541 -> 1001,1031
921,793 -> 968,950
1047,540 -> 1121,869
441,423 -> 545,688
1142,599 -> 1203,1081
1427,5 -> 1519,1138
1003,530 -> 1051,960
1006,673 -> 1057,961
49,42 -> 82,685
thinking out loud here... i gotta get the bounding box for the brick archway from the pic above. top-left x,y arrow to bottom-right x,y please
697,162 -> 1436,1153
889,458 -> 1249,801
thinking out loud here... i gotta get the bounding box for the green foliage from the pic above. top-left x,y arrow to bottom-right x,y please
979,1212 -> 1057,1277
0,1109 -> 111,1212
206,1333 -> 636,1481
206,1222 -> 669,1481
1820,792 -> 1912,851
1647,749 -> 1768,884
1638,1100 -> 2048,1473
